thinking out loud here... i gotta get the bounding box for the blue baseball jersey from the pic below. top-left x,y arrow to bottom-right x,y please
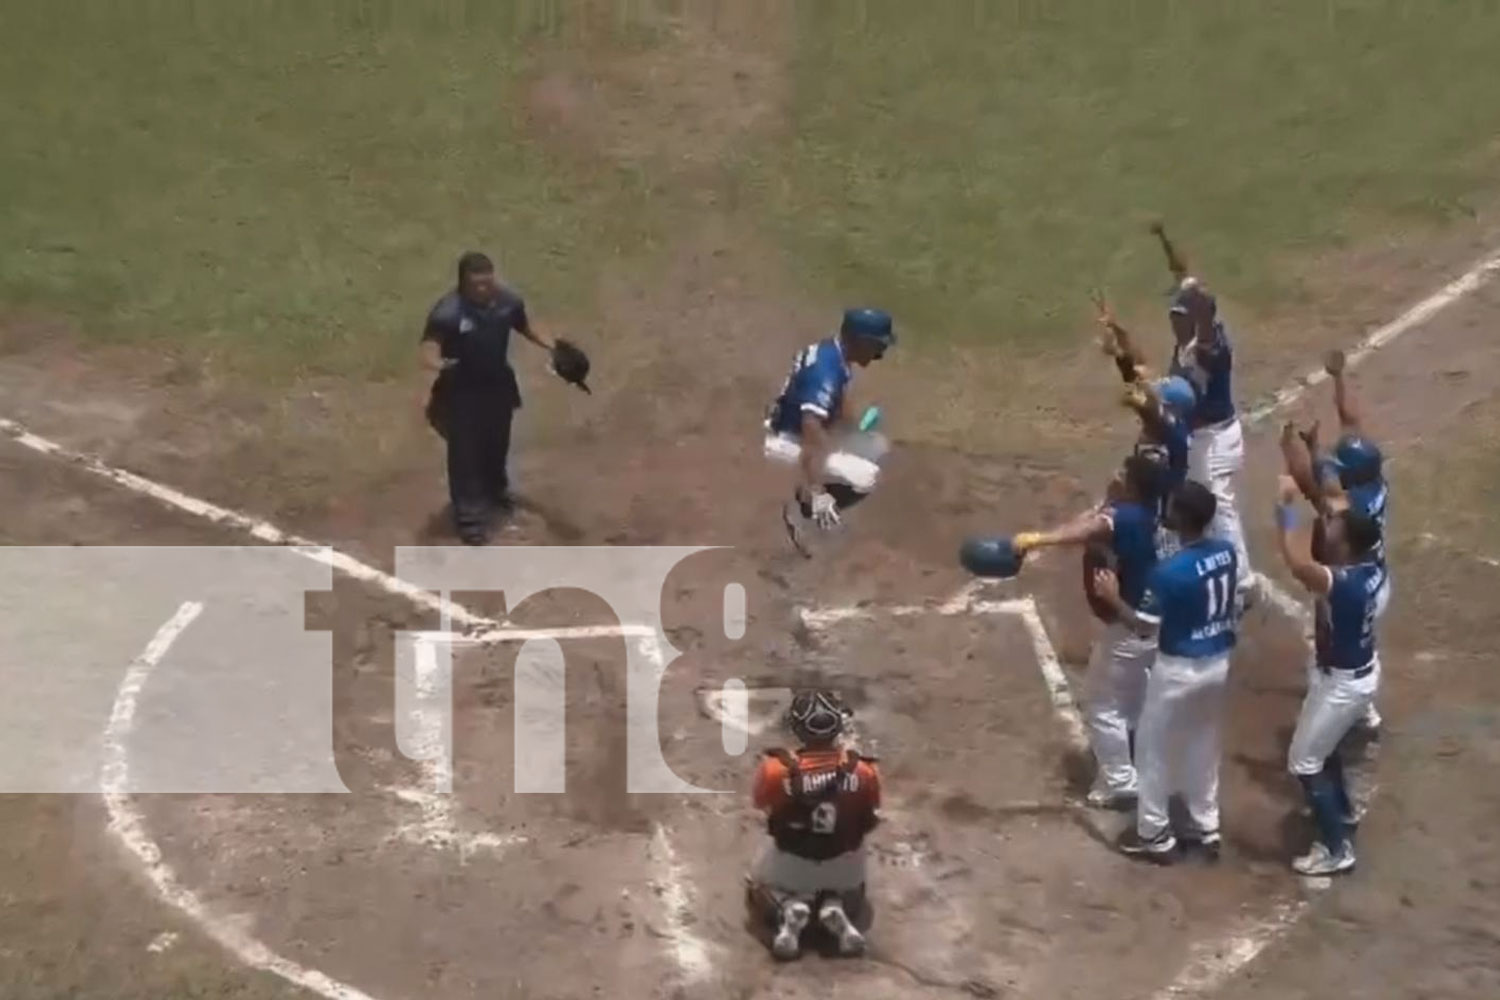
1134,413 -> 1191,519
767,338 -> 851,437
1314,561 -> 1384,670
1138,537 -> 1239,658
1169,322 -> 1235,427
1345,478 -> 1389,567
1102,500 -> 1159,610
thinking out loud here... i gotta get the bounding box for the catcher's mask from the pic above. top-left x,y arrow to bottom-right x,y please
785,690 -> 849,745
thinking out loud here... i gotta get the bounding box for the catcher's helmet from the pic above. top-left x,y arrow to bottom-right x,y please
785,690 -> 849,744
1333,434 -> 1383,486
840,308 -> 896,348
1155,376 -> 1197,420
960,536 -> 1025,579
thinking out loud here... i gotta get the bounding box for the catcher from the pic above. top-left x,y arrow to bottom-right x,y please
421,251 -> 590,545
747,690 -> 881,961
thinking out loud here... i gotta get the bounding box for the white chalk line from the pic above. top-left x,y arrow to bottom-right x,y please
648,822 -> 714,984
104,602 -> 386,1000
0,417 -> 698,983
385,635 -> 527,861
18,245 -> 1500,998
1416,532 -> 1500,570
0,415 -> 629,639
1243,249 -> 1500,426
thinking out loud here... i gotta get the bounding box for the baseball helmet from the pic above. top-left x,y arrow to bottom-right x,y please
960,535 -> 1026,579
841,307 -> 896,348
1333,434 -> 1383,486
1154,375 -> 1197,419
785,690 -> 849,744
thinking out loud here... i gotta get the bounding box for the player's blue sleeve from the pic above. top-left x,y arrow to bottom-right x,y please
787,359 -> 842,422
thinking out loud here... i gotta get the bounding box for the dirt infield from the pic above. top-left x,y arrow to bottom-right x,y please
6,250 -> 1500,999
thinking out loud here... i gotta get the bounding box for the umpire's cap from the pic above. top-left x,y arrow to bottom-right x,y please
960,535 -> 1026,579
841,307 -> 896,348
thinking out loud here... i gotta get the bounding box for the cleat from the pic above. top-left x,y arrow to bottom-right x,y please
1183,829 -> 1222,862
1086,786 -> 1138,811
1117,829 -> 1178,864
781,501 -> 813,559
1293,841 -> 1356,876
818,902 -> 866,957
1357,703 -> 1382,735
771,900 -> 810,961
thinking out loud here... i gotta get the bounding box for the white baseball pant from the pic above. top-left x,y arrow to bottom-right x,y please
1289,657 -> 1380,775
1086,624 -> 1155,794
1135,651 -> 1232,840
751,843 -> 868,895
764,431 -> 882,493
1187,417 -> 1253,587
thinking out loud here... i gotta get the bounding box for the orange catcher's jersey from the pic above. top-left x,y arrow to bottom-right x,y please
753,747 -> 881,861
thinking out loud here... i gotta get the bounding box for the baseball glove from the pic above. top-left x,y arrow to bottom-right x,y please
551,339 -> 591,394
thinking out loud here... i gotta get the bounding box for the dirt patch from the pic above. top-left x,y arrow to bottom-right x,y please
523,1 -> 790,178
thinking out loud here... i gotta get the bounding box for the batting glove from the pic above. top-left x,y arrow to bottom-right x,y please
809,491 -> 841,530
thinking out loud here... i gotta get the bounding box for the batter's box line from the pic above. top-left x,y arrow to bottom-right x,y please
797,587 -> 1089,753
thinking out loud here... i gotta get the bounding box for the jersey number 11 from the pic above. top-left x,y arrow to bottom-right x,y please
1204,571 -> 1233,620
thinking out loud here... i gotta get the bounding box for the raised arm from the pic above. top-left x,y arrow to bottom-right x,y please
1150,221 -> 1191,282
1275,475 -> 1333,595
1280,421 -> 1324,508
1092,290 -> 1149,382
1323,349 -> 1362,434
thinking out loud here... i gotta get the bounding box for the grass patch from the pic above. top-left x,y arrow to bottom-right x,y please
0,1 -> 668,381
759,0 -> 1500,352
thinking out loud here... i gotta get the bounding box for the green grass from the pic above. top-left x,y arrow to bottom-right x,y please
5,1 -> 1500,385
0,1 -> 665,381
757,0 -> 1500,351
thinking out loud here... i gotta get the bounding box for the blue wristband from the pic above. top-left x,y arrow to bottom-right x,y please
1276,503 -> 1298,531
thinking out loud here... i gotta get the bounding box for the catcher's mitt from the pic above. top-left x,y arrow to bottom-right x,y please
551,339 -> 591,394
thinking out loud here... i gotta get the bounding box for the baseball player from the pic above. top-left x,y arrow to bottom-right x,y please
1279,348 -> 1390,731
1012,454 -> 1164,808
764,308 -> 896,556
1273,474 -> 1385,875
1094,480 -> 1239,862
1148,225 -> 1256,598
747,690 -> 881,960
1095,291 -> 1199,556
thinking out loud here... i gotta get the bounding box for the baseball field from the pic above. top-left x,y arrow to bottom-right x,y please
3,1 -> 1500,997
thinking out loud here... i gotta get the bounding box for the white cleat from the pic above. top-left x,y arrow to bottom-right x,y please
1358,703 -> 1383,734
1293,841 -> 1356,877
818,901 -> 866,957
771,900 -> 810,961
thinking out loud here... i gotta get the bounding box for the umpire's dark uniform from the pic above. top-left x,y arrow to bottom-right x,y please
422,287 -> 528,544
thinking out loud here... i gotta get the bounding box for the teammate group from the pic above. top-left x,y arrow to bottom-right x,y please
745,226 -> 1390,960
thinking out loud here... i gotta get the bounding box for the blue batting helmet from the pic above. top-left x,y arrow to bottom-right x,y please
960,536 -> 1026,579
841,307 -> 896,348
1333,434 -> 1383,486
1155,376 -> 1197,419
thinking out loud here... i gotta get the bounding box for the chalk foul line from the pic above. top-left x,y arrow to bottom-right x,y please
104,602 -> 386,1000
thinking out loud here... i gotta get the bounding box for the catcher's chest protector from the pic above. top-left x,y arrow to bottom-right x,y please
765,748 -> 877,861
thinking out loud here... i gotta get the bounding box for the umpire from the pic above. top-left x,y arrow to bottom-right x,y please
421,251 -> 590,545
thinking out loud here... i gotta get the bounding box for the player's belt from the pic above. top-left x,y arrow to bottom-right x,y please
1191,414 -> 1238,433
1321,659 -> 1375,679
